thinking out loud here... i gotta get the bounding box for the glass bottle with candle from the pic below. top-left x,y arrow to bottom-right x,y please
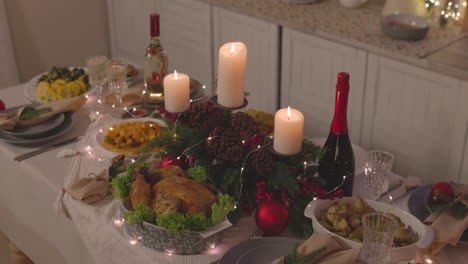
318,72 -> 355,197
144,13 -> 168,102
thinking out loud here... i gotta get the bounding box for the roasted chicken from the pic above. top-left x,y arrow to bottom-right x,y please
153,176 -> 217,216
129,174 -> 152,209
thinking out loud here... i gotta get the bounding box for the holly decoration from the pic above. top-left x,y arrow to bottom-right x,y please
431,182 -> 455,203
0,100 -> 5,111
255,199 -> 289,236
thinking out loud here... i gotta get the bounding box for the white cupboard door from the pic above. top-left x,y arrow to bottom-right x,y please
160,0 -> 213,91
363,54 -> 465,183
213,7 -> 279,113
456,81 -> 468,184
281,28 -> 366,144
107,0 -> 160,66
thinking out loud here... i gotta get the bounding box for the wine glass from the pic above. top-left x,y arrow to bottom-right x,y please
106,59 -> 128,109
86,56 -> 108,107
364,150 -> 394,200
358,213 -> 398,264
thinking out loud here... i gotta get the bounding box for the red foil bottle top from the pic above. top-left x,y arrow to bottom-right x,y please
331,72 -> 350,135
150,13 -> 160,37
336,72 -> 350,91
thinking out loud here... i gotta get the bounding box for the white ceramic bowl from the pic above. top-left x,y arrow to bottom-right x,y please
304,197 -> 434,262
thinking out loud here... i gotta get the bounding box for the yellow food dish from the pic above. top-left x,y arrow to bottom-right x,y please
103,121 -> 163,154
319,197 -> 418,247
35,67 -> 89,101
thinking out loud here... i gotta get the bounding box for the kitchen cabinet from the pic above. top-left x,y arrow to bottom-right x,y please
281,28 -> 367,144
107,0 -> 160,65
363,54 -> 467,183
213,7 -> 279,113
107,0 -> 213,89
160,0 -> 213,89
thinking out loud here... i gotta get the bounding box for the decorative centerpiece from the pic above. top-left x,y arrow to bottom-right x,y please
110,101 -> 331,244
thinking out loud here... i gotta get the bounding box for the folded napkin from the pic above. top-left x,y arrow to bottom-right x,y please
0,96 -> 86,130
103,85 -> 144,107
424,185 -> 468,254
64,170 -> 110,204
272,233 -> 359,264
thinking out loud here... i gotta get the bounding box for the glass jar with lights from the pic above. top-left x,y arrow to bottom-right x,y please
423,0 -> 468,26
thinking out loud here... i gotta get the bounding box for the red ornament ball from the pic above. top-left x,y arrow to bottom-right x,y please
0,100 -> 5,111
255,200 -> 288,236
161,157 -> 183,168
431,182 -> 455,203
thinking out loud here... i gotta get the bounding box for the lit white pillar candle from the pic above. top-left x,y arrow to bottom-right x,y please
163,70 -> 190,113
273,106 -> 304,155
217,42 -> 247,108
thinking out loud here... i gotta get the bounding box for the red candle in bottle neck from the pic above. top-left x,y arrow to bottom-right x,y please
150,13 -> 160,37
330,72 -> 350,135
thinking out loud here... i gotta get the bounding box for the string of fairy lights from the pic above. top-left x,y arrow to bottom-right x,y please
86,85 -> 351,249
425,0 -> 468,22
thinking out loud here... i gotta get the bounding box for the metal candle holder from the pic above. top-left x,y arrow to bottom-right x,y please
209,96 -> 248,110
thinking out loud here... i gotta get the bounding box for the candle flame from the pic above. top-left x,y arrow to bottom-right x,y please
287,106 -> 291,120
230,43 -> 236,55
174,70 -> 178,80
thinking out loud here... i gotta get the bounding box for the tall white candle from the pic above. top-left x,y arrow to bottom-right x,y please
217,42 -> 247,108
273,106 -> 304,155
163,70 -> 190,113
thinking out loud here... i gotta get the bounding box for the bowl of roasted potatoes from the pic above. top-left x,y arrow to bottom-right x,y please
304,197 -> 433,262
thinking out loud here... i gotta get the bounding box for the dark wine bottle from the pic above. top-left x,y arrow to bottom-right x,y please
318,72 -> 355,197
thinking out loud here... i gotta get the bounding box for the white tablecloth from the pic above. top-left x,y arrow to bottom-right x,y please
1,83 -> 467,264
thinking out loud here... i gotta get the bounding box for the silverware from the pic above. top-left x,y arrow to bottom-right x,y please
378,179 -> 404,201
249,229 -> 264,240
390,185 -> 420,203
14,136 -> 83,162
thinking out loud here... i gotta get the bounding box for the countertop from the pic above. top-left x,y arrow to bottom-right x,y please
198,0 -> 468,80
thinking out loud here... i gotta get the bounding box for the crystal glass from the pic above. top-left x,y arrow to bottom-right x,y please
364,151 -> 394,200
107,59 -> 128,108
86,56 -> 108,105
358,213 -> 398,264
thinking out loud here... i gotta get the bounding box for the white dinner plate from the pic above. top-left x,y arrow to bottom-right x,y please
0,111 -> 74,144
1,104 -> 66,138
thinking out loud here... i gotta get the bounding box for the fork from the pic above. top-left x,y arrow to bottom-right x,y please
249,229 -> 264,240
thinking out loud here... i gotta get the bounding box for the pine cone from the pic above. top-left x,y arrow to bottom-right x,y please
249,148 -> 274,173
186,103 -> 224,131
229,112 -> 258,140
207,127 -> 244,162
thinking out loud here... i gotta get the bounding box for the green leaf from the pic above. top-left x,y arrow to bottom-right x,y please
187,166 -> 209,182
156,213 -> 211,233
124,203 -> 155,225
269,162 -> 299,194
109,159 -> 124,179
284,245 -> 326,264
110,174 -> 132,203
211,194 -> 236,225
19,107 -> 53,120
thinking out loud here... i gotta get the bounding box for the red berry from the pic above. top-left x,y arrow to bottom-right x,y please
431,182 -> 455,203
281,193 -> 287,200
0,100 -> 5,111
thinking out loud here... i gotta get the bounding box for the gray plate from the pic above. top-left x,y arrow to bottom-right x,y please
0,112 -> 74,144
408,185 -> 468,243
219,237 -> 303,264
3,108 -> 65,138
